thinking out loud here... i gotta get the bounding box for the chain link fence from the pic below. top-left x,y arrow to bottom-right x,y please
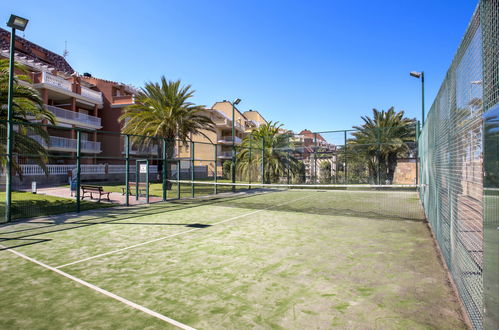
418,1 -> 498,328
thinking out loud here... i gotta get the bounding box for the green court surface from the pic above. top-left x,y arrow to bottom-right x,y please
0,189 -> 467,329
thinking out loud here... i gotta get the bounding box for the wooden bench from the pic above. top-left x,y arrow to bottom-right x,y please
121,182 -> 149,196
81,185 -> 111,202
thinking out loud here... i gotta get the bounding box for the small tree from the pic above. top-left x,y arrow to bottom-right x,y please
319,161 -> 332,183
222,160 -> 232,180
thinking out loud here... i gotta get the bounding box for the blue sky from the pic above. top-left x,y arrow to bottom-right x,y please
2,0 -> 478,132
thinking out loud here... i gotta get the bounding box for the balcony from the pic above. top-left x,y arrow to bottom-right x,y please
217,151 -> 233,159
80,86 -> 103,103
217,136 -> 242,145
46,105 -> 101,128
29,135 -> 101,153
112,95 -> 135,108
41,71 -> 72,92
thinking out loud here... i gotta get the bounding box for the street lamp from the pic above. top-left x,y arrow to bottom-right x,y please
231,98 -> 241,192
410,71 -> 425,125
5,14 -> 29,222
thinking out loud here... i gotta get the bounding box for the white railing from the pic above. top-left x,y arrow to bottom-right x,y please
218,136 -> 242,144
80,86 -> 103,103
41,72 -> 72,92
218,152 -> 233,158
3,164 -> 158,176
29,135 -> 101,153
46,105 -> 101,127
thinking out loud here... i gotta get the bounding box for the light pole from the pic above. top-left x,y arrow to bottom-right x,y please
231,98 -> 241,192
410,71 -> 425,125
5,15 -> 29,223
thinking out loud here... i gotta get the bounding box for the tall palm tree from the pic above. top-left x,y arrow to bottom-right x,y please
0,59 -> 56,178
236,122 -> 301,183
119,76 -> 215,187
349,107 -> 416,184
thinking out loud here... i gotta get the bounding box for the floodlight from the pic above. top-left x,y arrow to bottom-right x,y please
410,71 -> 422,79
233,98 -> 241,105
7,14 -> 29,31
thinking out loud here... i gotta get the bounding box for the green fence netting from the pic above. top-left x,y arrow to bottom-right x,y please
418,1 -> 498,328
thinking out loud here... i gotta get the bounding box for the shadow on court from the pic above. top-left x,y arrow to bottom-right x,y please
0,189 -> 425,250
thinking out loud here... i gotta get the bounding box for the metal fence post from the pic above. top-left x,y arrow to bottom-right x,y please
177,159 -> 180,199
376,127 -> 381,185
248,139 -> 252,189
135,159 -> 139,200
76,130 -> 81,213
125,135 -> 130,206
214,144 -> 218,195
261,137 -> 265,184
146,159 -> 150,204
344,130 -> 348,184
191,141 -> 194,198
162,138 -> 167,201
5,28 -> 16,222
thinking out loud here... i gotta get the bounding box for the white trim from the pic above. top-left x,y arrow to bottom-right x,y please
0,245 -> 195,330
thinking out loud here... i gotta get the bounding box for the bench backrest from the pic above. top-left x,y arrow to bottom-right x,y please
81,185 -> 103,191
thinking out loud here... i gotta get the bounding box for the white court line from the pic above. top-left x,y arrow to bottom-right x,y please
1,245 -> 195,330
56,194 -> 313,269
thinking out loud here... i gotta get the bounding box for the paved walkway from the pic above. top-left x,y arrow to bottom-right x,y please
35,187 -> 163,205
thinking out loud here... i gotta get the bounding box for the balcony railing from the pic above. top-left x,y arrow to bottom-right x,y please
41,71 -> 72,92
29,135 -> 101,153
46,105 -> 101,128
217,152 -> 233,159
218,136 -> 242,144
80,86 -> 103,103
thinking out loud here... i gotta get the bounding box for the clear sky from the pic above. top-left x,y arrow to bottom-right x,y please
2,0 -> 478,133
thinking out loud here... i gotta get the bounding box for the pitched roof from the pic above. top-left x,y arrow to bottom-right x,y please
0,28 -> 74,74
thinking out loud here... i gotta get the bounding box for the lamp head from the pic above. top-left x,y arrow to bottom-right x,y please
233,98 -> 241,105
410,71 -> 422,79
7,14 -> 29,31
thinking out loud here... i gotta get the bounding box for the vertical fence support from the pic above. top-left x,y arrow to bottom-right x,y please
416,121 -> 420,185
287,150 -> 290,185
76,130 -> 81,213
5,28 -> 16,222
135,159 -> 139,201
344,130 -> 348,184
177,160 -> 180,199
162,139 -> 167,201
191,141 -> 194,198
248,139 -> 252,189
376,127 -> 381,185
214,145 -> 218,195
261,137 -> 265,184
313,133 -> 317,183
125,135 -> 130,206
146,159 -> 150,204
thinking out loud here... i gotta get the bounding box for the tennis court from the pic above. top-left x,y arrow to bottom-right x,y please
0,185 -> 467,329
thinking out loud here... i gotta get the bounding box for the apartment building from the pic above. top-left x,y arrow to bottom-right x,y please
0,28 -> 140,166
0,28 -> 103,163
176,101 -> 268,176
291,129 -> 337,182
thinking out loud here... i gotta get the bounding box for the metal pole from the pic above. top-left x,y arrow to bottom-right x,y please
177,160 -> 180,199
135,160 -> 139,200
191,141 -> 194,198
313,133 -> 317,183
377,127 -> 381,185
231,102 -> 236,192
214,145 -> 218,195
287,150 -> 290,185
5,27 -> 16,222
416,121 -> 420,185
248,137 -> 252,189
125,135 -> 130,206
421,72 -> 425,125
76,130 -> 81,213
344,130 -> 347,184
162,139 -> 167,201
261,137 -> 265,184
146,159 -> 150,203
